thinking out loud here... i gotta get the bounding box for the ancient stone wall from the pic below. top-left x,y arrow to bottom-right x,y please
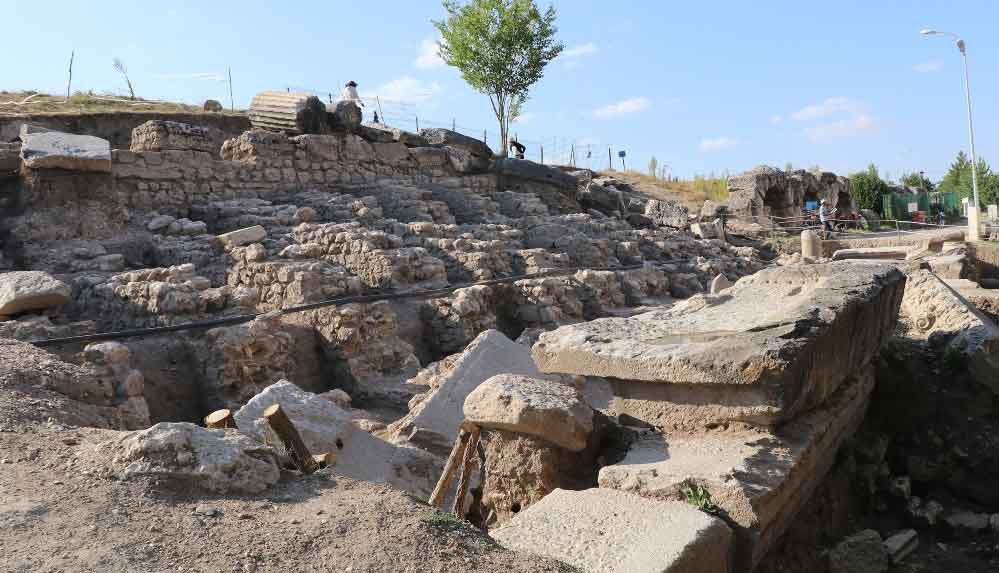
0,112 -> 250,148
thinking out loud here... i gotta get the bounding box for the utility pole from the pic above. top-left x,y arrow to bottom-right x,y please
227,66 -> 234,112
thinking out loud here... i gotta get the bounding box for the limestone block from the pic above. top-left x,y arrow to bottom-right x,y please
418,127 -> 492,158
0,271 -> 71,315
883,529 -> 918,564
832,247 -> 908,261
20,131 -> 111,172
463,374 -> 592,451
130,120 -> 225,155
0,142 -> 20,173
827,530 -> 888,573
801,229 -> 820,258
533,263 -> 904,427
216,225 -> 267,249
387,330 -> 545,456
598,366 -> 875,568
492,488 -> 733,573
645,199 -> 689,229
494,158 -> 578,189
900,270 -> 999,395
106,422 -> 281,494
709,273 -> 732,294
234,381 -> 439,497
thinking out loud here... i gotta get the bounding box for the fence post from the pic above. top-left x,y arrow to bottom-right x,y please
608,146 -> 612,170
895,219 -> 900,240
416,116 -> 419,132
540,144 -> 544,165
452,118 -> 456,131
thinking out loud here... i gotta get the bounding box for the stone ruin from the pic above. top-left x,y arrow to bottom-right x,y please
712,165 -> 856,228
4,107 -> 999,572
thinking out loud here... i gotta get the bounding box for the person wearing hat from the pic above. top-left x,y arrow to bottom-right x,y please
819,199 -> 835,239
339,81 -> 364,107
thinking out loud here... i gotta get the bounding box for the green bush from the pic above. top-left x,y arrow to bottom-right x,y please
850,164 -> 889,212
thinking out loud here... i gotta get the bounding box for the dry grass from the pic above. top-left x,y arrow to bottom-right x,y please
602,170 -> 730,210
0,90 -> 242,116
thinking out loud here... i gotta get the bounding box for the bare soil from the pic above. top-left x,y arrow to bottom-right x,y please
0,427 -> 575,573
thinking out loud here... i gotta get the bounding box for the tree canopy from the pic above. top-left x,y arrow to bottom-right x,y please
937,151 -> 999,207
849,163 -> 889,212
434,0 -> 563,156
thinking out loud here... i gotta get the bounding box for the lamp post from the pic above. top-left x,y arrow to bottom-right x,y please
921,28 -> 980,239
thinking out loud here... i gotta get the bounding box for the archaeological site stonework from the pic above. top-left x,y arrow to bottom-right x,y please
4,106 -> 999,573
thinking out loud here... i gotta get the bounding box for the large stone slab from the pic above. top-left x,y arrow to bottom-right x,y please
597,366 -> 875,569
106,422 -> 281,494
463,374 -> 593,451
831,247 -> 908,261
20,131 -> 111,172
533,263 -> 904,427
900,270 -> 999,395
235,380 -> 439,497
0,271 -> 71,316
388,329 -> 545,455
491,488 -> 732,573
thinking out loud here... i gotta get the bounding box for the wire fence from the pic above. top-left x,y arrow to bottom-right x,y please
280,82 -> 636,171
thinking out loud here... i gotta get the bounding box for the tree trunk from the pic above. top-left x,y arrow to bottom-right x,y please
495,94 -> 508,158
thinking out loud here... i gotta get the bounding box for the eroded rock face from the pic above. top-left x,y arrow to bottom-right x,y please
533,263 -> 905,428
0,271 -> 71,316
463,374 -> 593,452
492,488 -> 733,573
477,429 -> 598,524
20,131 -> 111,172
645,199 -> 689,229
105,422 -> 281,494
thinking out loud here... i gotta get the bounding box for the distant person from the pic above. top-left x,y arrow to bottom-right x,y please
509,139 -> 526,159
373,110 -> 380,124
819,199 -> 835,239
939,210 -> 946,226
340,81 -> 364,107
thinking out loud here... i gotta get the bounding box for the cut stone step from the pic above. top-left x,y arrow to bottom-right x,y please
533,262 -> 903,427
831,247 -> 908,260
597,365 -> 875,569
491,488 -> 732,573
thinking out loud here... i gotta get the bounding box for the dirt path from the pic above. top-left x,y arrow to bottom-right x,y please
0,428 -> 575,573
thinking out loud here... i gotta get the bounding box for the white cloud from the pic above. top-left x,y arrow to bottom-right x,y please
790,97 -> 864,121
563,42 -> 598,59
372,76 -> 442,104
154,72 -> 226,81
804,114 -> 877,142
415,37 -> 445,70
512,112 -> 537,124
770,115 -> 783,125
699,136 -> 740,152
913,59 -> 943,73
167,9 -> 177,16
592,97 -> 651,119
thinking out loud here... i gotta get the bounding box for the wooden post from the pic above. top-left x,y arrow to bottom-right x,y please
204,408 -> 234,429
540,144 -> 544,165
376,97 -> 385,126
483,129 -> 487,143
416,116 -> 420,132
451,424 -> 481,518
66,50 -> 74,101
452,118 -> 456,131
429,427 -> 470,508
263,404 -> 318,474
227,66 -> 234,112
608,146 -> 613,170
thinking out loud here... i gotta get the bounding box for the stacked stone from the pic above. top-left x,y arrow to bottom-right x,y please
528,263 -> 907,568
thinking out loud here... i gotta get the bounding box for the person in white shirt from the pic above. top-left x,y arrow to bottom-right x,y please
339,81 -> 364,107
819,199 -> 835,238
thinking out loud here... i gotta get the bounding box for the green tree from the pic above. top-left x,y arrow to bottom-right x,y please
648,156 -> 658,178
850,163 -> 889,212
937,151 -> 999,207
434,0 -> 563,157
901,172 -> 935,192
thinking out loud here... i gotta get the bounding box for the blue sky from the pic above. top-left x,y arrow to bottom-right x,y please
3,0 -> 997,181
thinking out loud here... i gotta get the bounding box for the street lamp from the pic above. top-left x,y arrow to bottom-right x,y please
921,28 -> 980,232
